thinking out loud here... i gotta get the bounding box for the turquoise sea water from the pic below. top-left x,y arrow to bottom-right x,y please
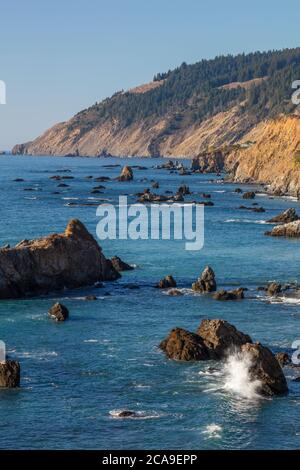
0,154 -> 300,449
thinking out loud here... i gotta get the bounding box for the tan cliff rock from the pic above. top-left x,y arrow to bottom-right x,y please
0,219 -> 120,299
225,115 -> 300,196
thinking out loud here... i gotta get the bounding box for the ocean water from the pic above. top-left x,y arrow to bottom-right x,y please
0,154 -> 300,449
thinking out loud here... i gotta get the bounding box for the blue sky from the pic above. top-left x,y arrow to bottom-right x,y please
0,0 -> 299,149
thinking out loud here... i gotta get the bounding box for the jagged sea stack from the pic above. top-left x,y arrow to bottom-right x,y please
0,219 -> 120,299
192,266 -> 216,293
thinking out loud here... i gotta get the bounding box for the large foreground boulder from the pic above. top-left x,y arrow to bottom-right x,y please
159,328 -> 209,361
0,360 -> 20,388
241,343 -> 288,396
265,220 -> 300,237
192,266 -> 216,293
0,219 -> 120,299
267,208 -> 299,224
196,319 -> 252,358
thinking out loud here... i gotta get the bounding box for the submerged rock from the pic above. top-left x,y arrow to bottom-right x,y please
267,208 -> 299,224
111,256 -> 134,272
197,319 -> 252,358
242,191 -> 256,199
0,219 -> 120,299
241,342 -> 288,396
213,288 -> 245,300
159,328 -> 209,361
0,360 -> 20,388
192,266 -> 216,293
118,166 -> 133,181
265,220 -> 300,237
156,275 -> 177,289
167,289 -> 184,296
49,303 -> 69,321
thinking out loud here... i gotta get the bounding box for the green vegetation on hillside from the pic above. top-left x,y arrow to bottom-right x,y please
68,48 -> 300,142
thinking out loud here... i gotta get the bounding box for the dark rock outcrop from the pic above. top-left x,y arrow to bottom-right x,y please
111,256 -> 134,272
275,352 -> 291,367
192,266 -> 216,293
267,208 -> 299,224
213,288 -> 245,301
196,319 -> 252,358
156,275 -> 177,289
242,191 -> 256,199
241,342 -> 288,396
191,150 -> 225,173
159,328 -> 209,361
0,360 -> 20,388
0,219 -> 120,299
118,166 -> 133,181
49,302 -> 69,321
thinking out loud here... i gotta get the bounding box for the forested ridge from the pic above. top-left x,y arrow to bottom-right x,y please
69,48 -> 300,139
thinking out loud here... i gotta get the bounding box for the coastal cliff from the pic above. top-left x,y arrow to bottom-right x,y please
12,48 -> 300,195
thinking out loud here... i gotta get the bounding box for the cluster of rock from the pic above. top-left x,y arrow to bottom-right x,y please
0,219 -> 120,299
156,275 -> 177,289
213,288 -> 245,301
160,319 -> 288,396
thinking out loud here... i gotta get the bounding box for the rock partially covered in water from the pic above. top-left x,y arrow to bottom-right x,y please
0,219 -> 120,299
213,288 -> 245,300
242,191 -> 256,199
197,319 -> 252,358
156,275 -> 177,289
167,289 -> 184,296
49,302 -> 69,321
267,208 -> 299,224
192,266 -> 216,293
265,220 -> 300,237
111,256 -> 134,272
275,352 -> 291,367
118,166 -> 133,181
0,360 -> 20,388
267,282 -> 282,296
241,342 -> 288,396
159,328 -> 209,361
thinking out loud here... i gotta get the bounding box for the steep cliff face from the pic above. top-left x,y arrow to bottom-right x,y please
11,49 -> 300,195
12,105 -> 254,158
225,115 -> 300,195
